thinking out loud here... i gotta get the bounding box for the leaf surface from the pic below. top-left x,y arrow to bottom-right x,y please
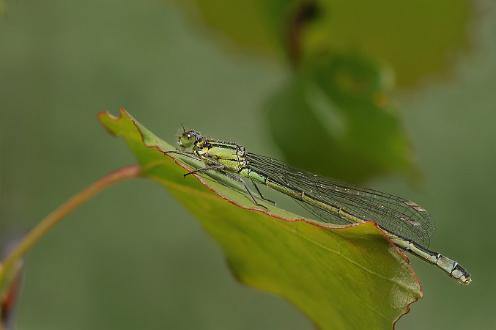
99,109 -> 422,330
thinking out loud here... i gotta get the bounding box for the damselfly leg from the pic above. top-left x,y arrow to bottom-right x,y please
252,181 -> 276,205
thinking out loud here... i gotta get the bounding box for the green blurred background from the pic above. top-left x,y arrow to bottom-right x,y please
0,0 -> 495,329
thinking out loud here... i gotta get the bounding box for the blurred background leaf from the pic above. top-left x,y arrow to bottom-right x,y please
99,110 -> 422,330
267,52 -> 413,182
170,0 -> 294,56
0,267 -> 22,330
0,240 -> 23,330
302,0 -> 471,87
173,0 -> 471,86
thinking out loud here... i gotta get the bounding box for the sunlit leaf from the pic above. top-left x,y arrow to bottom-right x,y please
172,0 -> 471,86
303,0 -> 471,86
99,109 -> 422,330
169,0 -> 294,56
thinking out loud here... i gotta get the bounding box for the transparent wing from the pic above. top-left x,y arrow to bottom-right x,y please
246,152 -> 433,246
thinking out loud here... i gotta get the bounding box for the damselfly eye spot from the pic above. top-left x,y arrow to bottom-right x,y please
177,129 -> 203,149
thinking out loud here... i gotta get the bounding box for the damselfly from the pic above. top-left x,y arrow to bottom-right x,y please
167,129 -> 471,285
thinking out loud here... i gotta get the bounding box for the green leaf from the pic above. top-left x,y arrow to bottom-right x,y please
172,0 -> 470,86
169,0 -> 294,56
99,109 -> 422,330
303,0 -> 471,86
266,53 -> 414,183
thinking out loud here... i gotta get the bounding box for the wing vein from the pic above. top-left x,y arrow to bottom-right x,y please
246,152 -> 432,246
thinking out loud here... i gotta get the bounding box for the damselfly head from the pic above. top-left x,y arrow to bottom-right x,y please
177,129 -> 203,149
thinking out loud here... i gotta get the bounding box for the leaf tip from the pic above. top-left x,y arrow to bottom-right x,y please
98,108 -> 134,136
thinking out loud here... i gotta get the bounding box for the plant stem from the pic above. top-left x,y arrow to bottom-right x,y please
1,165 -> 141,276
286,0 -> 320,67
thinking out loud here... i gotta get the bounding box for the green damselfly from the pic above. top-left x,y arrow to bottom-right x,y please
167,129 -> 471,285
